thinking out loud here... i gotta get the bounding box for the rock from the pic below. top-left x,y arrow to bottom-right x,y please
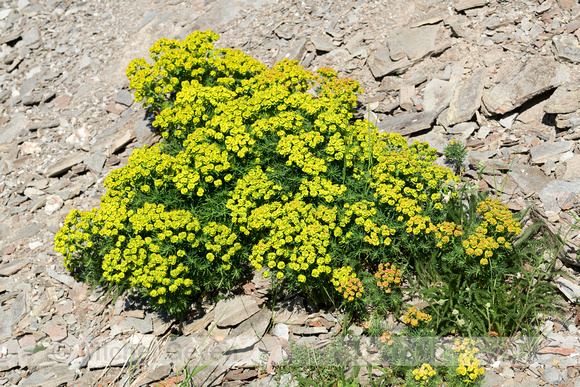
46,267 -> 76,288
310,34 -> 335,52
0,293 -> 26,337
84,152 -> 107,174
367,48 -> 411,79
277,37 -> 307,63
181,309 -> 215,335
387,25 -> 439,61
530,141 -> 574,164
482,57 -> 570,116
45,194 -> 64,215
0,356 -> 18,372
220,308 -> 271,351
215,295 -> 260,328
509,164 -> 552,196
271,323 -> 289,341
422,79 -> 455,114
126,315 -> 154,334
44,321 -> 68,342
0,260 -> 29,276
499,111 -> 518,129
88,339 -> 143,369
110,128 -> 136,154
46,152 -> 87,178
455,0 -> 489,12
115,90 -> 134,107
539,179 -> 580,213
552,34 -> 580,63
556,277 -> 580,303
377,111 -> 437,136
0,113 -> 27,145
20,365 -> 75,387
446,68 -> 485,125
543,366 -> 564,384
544,87 -> 580,114
447,122 -> 478,139
561,155 -> 580,180
399,85 -> 414,111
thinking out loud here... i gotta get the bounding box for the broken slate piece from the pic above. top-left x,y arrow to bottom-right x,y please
46,152 -> 86,177
556,277 -> 580,303
0,113 -> 27,145
46,267 -> 75,288
310,34 -> 335,52
530,141 -> 574,164
481,57 -> 570,116
387,25 -> 439,61
115,90 -> 134,106
214,295 -> 260,328
377,111 -> 437,136
84,152 -> 107,174
277,38 -> 307,63
0,260 -> 29,276
552,35 -> 580,64
368,48 -> 412,79
544,86 -> 580,114
446,68 -> 485,125
539,179 -> 580,213
422,79 -> 455,114
455,0 -> 489,12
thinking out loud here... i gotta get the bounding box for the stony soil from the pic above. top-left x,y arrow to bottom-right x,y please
1,0 -> 580,386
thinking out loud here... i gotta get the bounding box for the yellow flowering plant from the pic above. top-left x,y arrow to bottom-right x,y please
55,31 -> 561,329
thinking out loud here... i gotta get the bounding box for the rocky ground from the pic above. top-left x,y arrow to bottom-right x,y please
1,0 -> 580,385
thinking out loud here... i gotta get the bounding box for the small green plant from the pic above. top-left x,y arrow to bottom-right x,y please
444,139 -> 467,174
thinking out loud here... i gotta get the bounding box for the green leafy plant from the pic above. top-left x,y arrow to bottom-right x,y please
444,139 -> 467,174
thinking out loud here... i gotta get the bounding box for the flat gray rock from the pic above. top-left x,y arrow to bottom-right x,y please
367,47 -> 412,78
220,308 -> 271,351
0,260 -> 29,276
482,57 -> 570,116
310,34 -> 335,52
422,79 -> 455,114
377,111 -> 437,136
46,267 -> 75,288
20,365 -> 75,387
215,295 -> 260,328
47,152 -> 87,177
293,326 -> 328,335
446,68 -> 485,125
538,179 -> 580,213
126,315 -> 153,334
544,86 -> 580,114
115,90 -> 134,107
84,152 -> 107,174
561,155 -> 580,180
0,293 -> 26,338
455,0 -> 488,11
556,277 -> 580,303
0,113 -> 27,145
0,356 -> 18,372
387,25 -> 439,61
88,339 -> 143,369
530,141 -> 574,164
508,164 -> 552,196
552,34 -> 580,64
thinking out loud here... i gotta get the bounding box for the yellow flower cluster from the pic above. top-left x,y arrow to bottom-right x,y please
402,306 -> 432,327
461,198 -> 521,265
331,266 -> 364,301
452,338 -> 485,383
374,262 -> 401,294
412,364 -> 436,385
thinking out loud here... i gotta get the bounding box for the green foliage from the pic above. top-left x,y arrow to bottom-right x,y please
54,29 -> 563,351
444,139 -> 467,174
